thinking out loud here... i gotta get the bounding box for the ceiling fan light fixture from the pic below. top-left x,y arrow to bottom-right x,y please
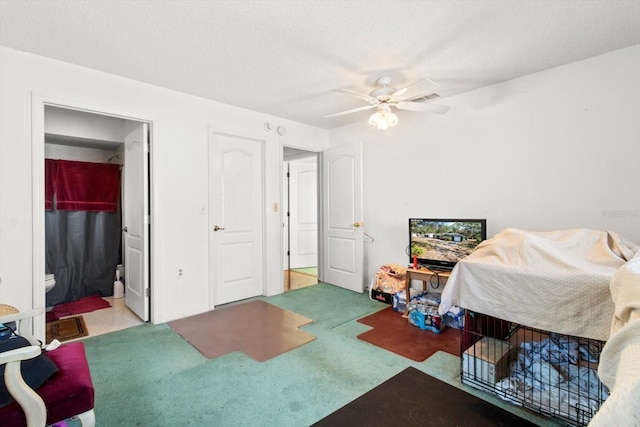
368,111 -> 381,126
387,112 -> 398,127
369,109 -> 398,130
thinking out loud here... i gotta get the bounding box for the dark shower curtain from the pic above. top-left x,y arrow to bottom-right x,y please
45,199 -> 121,306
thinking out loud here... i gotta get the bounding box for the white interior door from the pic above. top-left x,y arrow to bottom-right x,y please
322,143 -> 363,292
123,122 -> 149,321
209,130 -> 264,306
289,157 -> 317,269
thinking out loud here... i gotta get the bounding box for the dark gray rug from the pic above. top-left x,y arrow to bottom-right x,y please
313,366 -> 536,426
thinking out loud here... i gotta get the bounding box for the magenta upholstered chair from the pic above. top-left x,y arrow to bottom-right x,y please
0,308 -> 95,427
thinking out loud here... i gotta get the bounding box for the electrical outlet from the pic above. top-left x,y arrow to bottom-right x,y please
176,267 -> 184,279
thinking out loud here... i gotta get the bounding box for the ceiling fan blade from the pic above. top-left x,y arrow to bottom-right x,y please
391,78 -> 439,99
324,104 -> 376,118
395,101 -> 451,115
337,88 -> 379,104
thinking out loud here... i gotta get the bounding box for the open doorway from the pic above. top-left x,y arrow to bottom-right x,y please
283,147 -> 319,291
42,106 -> 147,341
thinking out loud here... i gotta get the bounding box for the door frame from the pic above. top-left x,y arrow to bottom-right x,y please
282,148 -> 321,282
283,152 -> 319,273
31,93 -> 157,340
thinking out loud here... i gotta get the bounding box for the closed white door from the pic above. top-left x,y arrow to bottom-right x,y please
289,157 -> 317,269
123,122 -> 149,321
321,144 -> 364,292
209,130 -> 264,306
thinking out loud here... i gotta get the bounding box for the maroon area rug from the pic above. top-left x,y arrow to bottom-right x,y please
47,295 -> 111,321
357,307 -> 460,361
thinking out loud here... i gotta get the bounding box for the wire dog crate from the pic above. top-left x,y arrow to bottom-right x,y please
460,310 -> 608,426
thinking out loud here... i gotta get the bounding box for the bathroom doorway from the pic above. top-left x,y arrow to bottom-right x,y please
41,105 -> 148,339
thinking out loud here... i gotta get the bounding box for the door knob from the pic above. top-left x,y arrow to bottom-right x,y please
353,222 -> 364,228
213,225 -> 225,231
121,226 -> 128,232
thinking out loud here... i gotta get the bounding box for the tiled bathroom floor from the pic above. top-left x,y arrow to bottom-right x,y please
72,296 -> 144,340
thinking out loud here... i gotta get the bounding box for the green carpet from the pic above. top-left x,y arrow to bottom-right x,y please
81,283 -> 562,426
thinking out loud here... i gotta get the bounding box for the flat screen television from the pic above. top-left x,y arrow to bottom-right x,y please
409,218 -> 487,271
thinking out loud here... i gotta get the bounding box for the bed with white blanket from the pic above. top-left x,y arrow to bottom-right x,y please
439,228 -> 639,341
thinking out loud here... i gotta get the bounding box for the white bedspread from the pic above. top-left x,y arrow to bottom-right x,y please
589,250 -> 640,426
439,228 -> 639,341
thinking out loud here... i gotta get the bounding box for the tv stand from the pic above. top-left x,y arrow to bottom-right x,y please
423,265 -> 452,273
403,267 -> 451,316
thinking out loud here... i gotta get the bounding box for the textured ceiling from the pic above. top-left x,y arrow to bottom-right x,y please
2,1 -> 640,130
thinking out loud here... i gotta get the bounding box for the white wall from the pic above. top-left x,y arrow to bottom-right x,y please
45,106 -> 126,143
329,45 -> 640,285
0,47 -> 328,323
45,142 -> 120,163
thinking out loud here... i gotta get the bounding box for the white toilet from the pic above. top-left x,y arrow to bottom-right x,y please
45,273 -> 56,293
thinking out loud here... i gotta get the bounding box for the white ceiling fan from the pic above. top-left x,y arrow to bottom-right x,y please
326,76 -> 450,129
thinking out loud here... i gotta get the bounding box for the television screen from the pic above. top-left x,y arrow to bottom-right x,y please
409,218 -> 486,270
